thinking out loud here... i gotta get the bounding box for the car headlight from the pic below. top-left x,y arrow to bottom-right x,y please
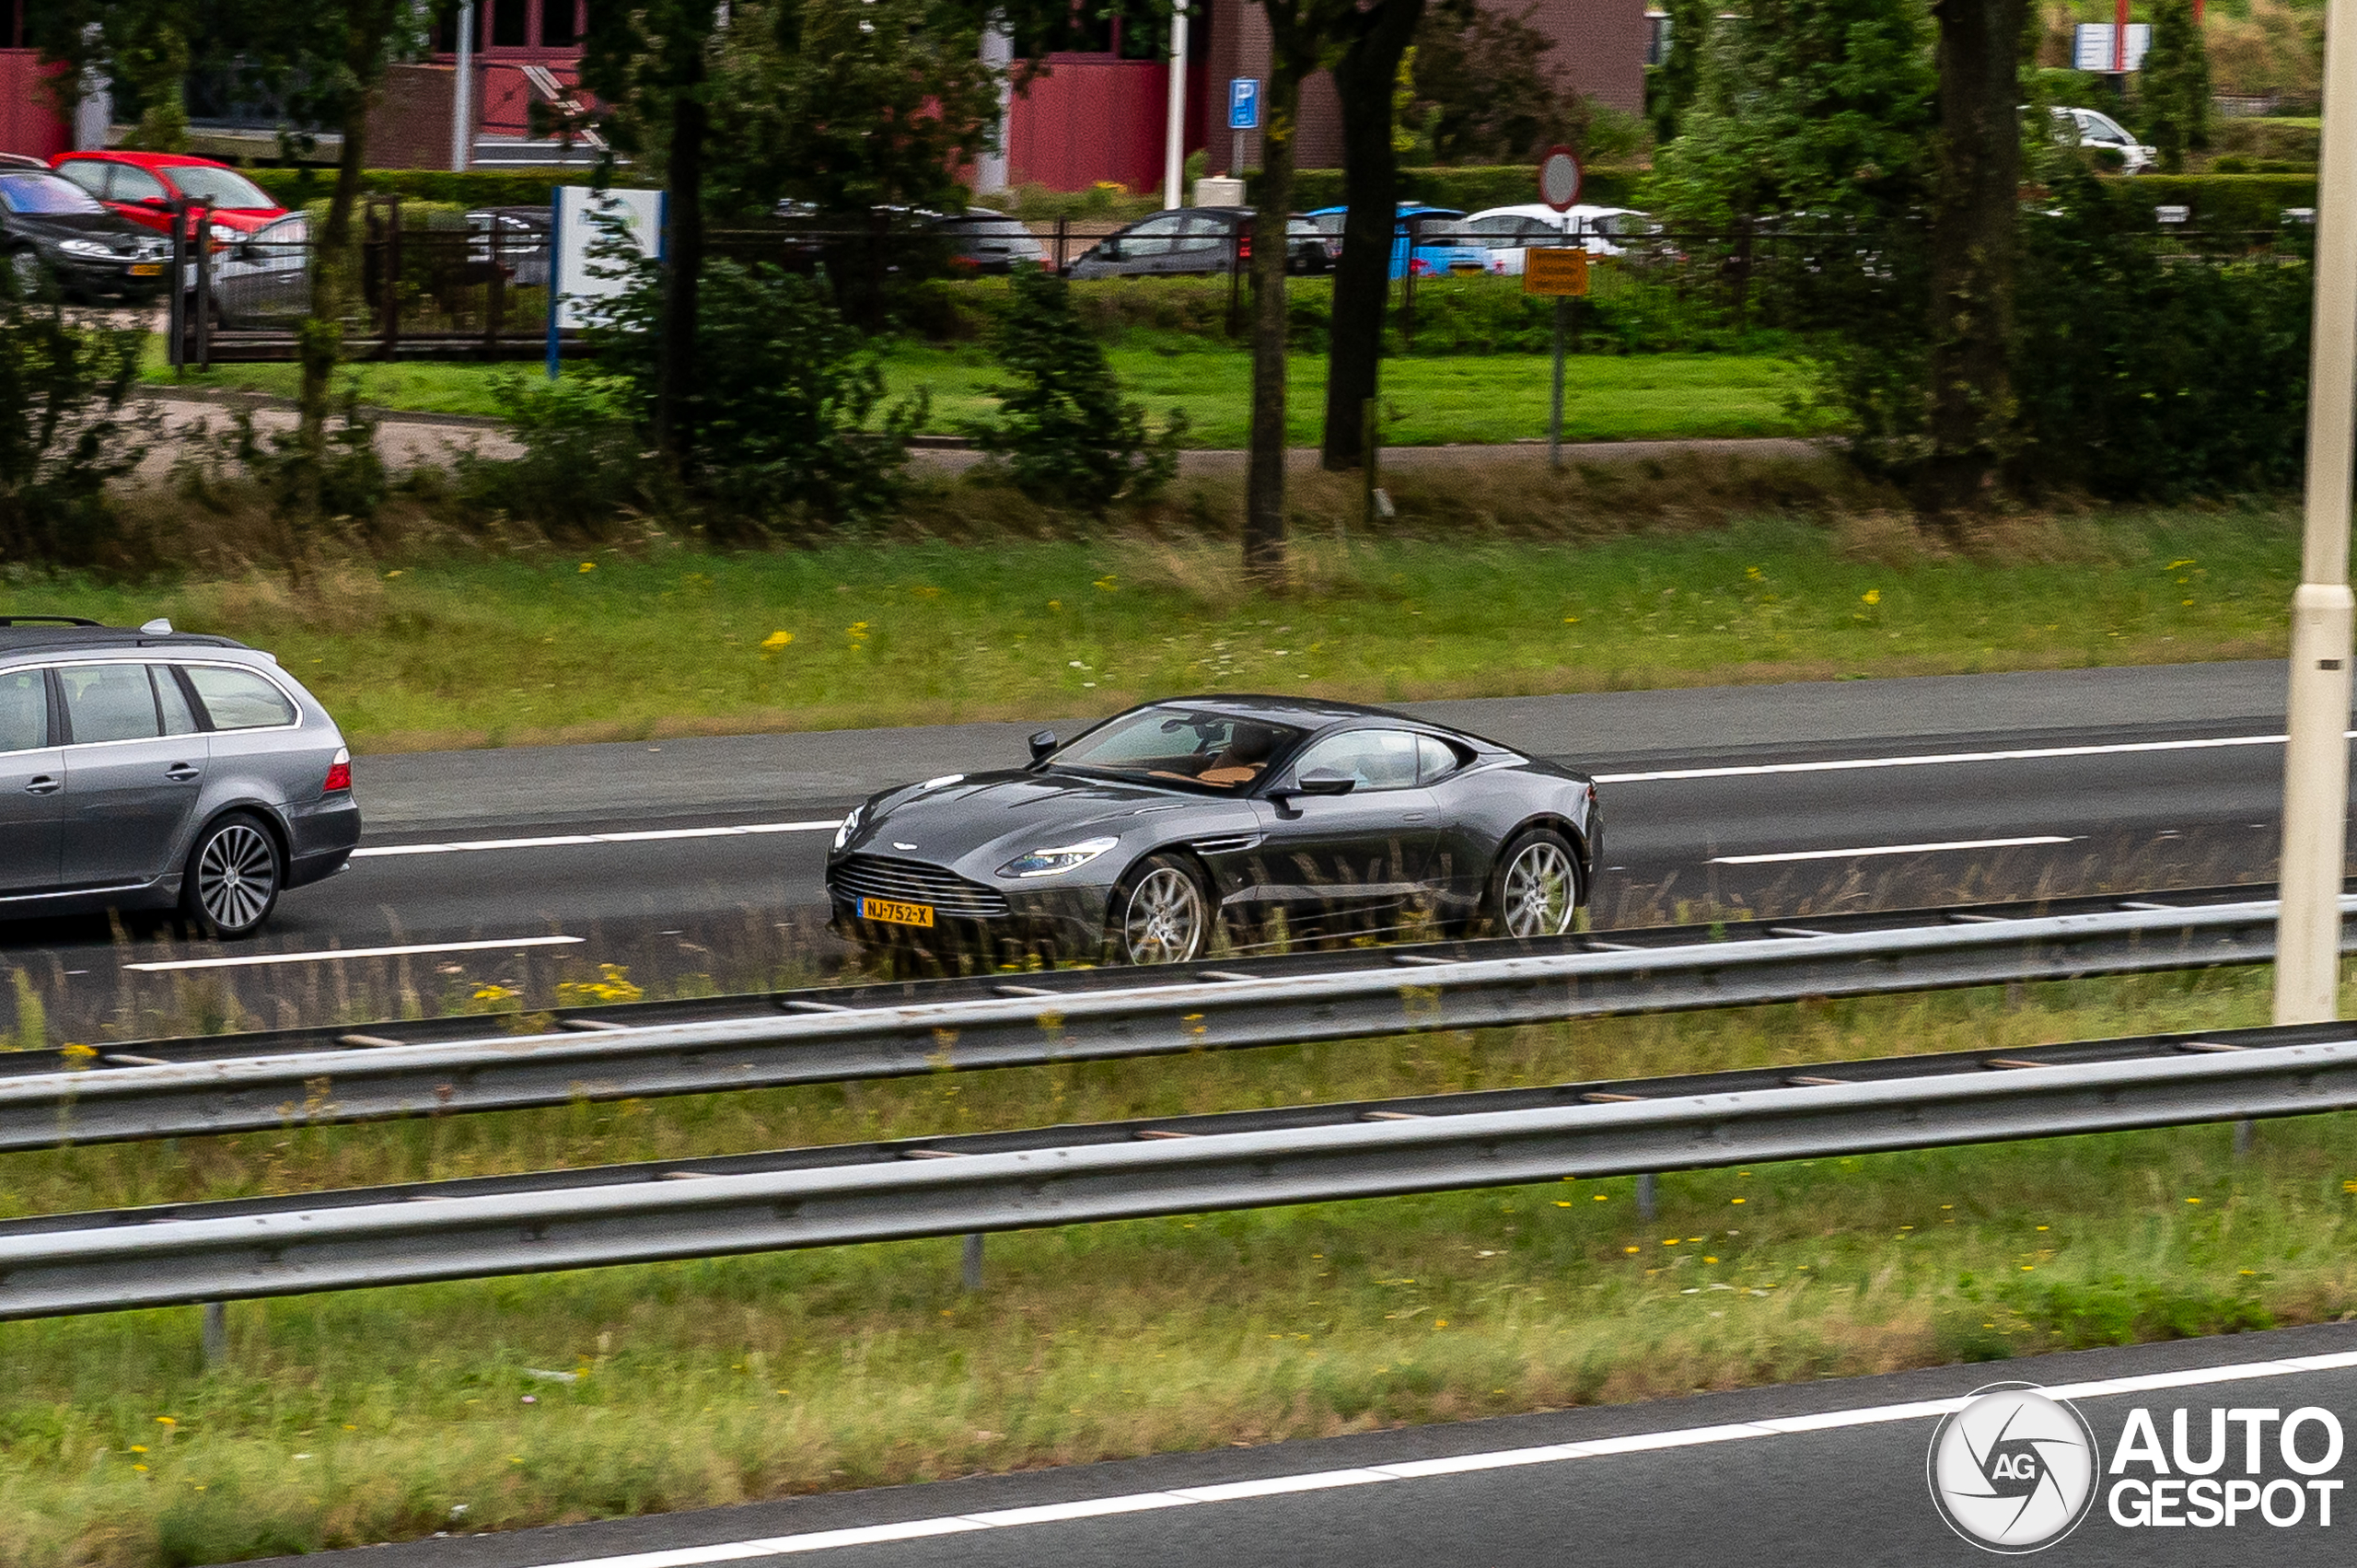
209,223 -> 241,244
57,238 -> 118,259
999,836 -> 1119,878
831,804 -> 864,852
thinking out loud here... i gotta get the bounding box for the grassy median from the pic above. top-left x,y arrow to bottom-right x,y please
144,343 -> 1830,448
0,965 -> 2351,1566
3,503 -> 2296,753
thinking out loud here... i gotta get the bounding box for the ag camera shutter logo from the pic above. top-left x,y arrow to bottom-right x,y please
1927,1382 -> 2102,1552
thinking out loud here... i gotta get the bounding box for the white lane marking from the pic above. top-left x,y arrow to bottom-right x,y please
352,820 -> 843,859
122,935 -> 584,973
519,1347 -> 2357,1566
1709,835 -> 2077,865
1591,728 -> 2352,785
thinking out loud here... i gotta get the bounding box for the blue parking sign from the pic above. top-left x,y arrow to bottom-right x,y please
1228,78 -> 1260,131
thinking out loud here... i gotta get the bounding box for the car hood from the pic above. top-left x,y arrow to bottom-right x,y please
11,212 -> 158,250
840,769 -> 1255,872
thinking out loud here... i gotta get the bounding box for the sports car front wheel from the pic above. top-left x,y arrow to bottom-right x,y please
1109,854 -> 1211,964
1484,828 -> 1584,939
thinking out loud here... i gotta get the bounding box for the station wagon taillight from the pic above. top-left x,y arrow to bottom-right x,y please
324,748 -> 352,793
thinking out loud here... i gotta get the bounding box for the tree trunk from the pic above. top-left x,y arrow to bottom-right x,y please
1321,0 -> 1422,471
1919,0 -> 2026,517
656,61 -> 708,471
1244,66 -> 1300,587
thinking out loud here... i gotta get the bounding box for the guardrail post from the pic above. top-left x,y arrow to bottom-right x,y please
201,1301 -> 226,1365
961,1232 -> 984,1291
1636,1172 -> 1657,1219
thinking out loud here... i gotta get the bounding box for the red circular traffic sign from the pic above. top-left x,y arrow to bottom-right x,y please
1538,146 -> 1583,212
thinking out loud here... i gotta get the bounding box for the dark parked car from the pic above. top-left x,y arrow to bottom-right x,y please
464,205 -> 553,287
0,169 -> 169,302
1067,207 -> 1334,279
827,695 -> 1601,965
204,212 -> 309,327
0,616 -> 360,937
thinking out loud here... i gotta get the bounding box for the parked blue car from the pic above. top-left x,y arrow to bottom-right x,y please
1303,203 -> 1490,280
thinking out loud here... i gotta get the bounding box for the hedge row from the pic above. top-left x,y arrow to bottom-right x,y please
242,167 -> 635,208
2101,171 -> 2318,227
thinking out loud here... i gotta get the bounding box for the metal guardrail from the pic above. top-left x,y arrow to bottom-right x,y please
14,893 -> 2344,1154
3,1017 -> 2351,1319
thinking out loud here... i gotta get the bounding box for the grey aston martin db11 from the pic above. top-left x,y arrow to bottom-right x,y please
825,695 -> 1602,965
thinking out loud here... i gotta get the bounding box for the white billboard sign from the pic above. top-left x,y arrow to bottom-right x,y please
552,185 -> 664,332
2073,22 -> 2150,72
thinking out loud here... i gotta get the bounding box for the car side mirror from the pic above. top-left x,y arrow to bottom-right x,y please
1099,238 -> 1121,260
1028,729 -> 1057,762
1293,768 -> 1357,796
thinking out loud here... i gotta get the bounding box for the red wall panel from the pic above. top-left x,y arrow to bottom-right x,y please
0,52 -> 69,160
1007,56 -> 1167,194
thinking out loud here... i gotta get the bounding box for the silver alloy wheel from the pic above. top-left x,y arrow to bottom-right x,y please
1501,840 -> 1578,938
1120,865 -> 1208,964
195,822 -> 277,935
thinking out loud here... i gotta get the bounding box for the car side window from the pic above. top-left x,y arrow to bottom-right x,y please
1293,729 -> 1422,791
57,663 -> 161,745
1416,734 -> 1467,784
183,666 -> 297,730
151,667 -> 203,736
1120,215 -> 1184,258
54,160 -> 111,199
0,670 -> 46,752
109,163 -> 168,203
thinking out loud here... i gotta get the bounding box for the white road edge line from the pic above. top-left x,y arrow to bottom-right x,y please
122,935 -> 586,973
1709,835 -> 2078,865
1592,728 -> 2357,785
352,820 -> 845,858
528,1349 -> 2357,1567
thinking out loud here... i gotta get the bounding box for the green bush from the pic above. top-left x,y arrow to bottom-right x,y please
2210,115 -> 2319,164
962,263 -> 1184,511
454,375 -> 654,532
587,254 -> 922,534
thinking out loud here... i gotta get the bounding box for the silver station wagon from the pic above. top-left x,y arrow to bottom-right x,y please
0,616 -> 361,937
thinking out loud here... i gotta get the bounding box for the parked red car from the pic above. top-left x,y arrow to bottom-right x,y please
46,151 -> 287,239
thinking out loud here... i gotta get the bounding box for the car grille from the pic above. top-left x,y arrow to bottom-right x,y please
830,855 -> 1012,917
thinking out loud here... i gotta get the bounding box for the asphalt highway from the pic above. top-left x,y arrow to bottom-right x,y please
267,1320 -> 2357,1568
5,660 -> 2327,1031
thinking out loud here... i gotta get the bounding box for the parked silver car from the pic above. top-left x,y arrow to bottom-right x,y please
0,617 -> 360,937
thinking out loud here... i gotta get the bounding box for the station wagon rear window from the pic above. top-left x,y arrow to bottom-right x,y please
184,665 -> 296,730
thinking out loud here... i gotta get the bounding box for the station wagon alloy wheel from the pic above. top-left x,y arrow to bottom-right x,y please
1499,835 -> 1580,938
189,818 -> 280,938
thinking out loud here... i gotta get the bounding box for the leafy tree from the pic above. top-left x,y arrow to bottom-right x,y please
1647,0 -> 1713,142
2139,0 -> 2211,173
0,271 -> 150,567
1322,0 -> 1425,472
965,263 -> 1185,511
1406,0 -> 1586,165
698,0 -> 1006,218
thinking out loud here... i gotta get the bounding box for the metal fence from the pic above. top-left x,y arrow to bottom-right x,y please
8,888 -> 2342,1155
160,210 -> 2314,367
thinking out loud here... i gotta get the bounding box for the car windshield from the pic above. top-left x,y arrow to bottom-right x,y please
2078,110 -> 2131,145
1050,707 -> 1306,792
0,172 -> 106,215
166,165 -> 277,211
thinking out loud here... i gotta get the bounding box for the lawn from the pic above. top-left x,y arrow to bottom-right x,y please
5,510 -> 2294,752
0,963 -> 2348,1566
142,341 -> 1833,447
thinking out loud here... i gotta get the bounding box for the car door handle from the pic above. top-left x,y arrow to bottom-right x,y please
1402,812 -> 1428,821
165,763 -> 202,783
23,776 -> 60,796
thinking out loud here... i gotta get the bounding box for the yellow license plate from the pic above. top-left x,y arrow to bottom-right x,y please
859,897 -> 935,928
129,263 -> 163,277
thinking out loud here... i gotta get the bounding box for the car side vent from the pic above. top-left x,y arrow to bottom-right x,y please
1190,835 -> 1257,854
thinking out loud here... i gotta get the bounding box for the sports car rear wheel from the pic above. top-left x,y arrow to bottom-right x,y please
1110,854 -> 1211,965
1485,828 -> 1583,939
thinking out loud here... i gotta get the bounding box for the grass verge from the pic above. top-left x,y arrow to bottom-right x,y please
4,502 -> 2294,752
140,343 -> 1833,447
0,966 -> 2350,1566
